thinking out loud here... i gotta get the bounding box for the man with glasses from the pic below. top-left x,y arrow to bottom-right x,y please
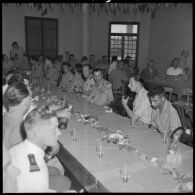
87,68 -> 113,106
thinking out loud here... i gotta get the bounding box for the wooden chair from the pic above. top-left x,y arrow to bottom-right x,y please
181,88 -> 192,104
164,87 -> 173,102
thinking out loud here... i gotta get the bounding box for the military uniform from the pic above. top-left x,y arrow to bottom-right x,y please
9,139 -> 54,192
89,79 -> 114,106
82,74 -> 95,99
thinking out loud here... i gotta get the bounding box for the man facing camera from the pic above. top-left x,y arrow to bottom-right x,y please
87,68 -> 114,106
9,105 -> 71,192
165,57 -> 183,78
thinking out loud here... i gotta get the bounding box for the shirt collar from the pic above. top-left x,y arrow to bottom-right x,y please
24,139 -> 45,158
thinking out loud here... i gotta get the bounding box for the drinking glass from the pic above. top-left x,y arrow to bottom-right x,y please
96,141 -> 104,158
161,131 -> 170,144
71,128 -> 77,142
58,117 -> 68,130
120,163 -> 130,183
129,118 -> 135,131
90,99 -> 94,108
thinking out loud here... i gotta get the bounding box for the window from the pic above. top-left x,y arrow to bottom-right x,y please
108,22 -> 140,68
25,17 -> 58,58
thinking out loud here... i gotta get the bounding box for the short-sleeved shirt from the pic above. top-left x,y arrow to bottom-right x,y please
9,139 -> 50,192
109,68 -> 128,90
166,67 -> 183,76
151,99 -> 181,132
133,88 -> 152,124
59,71 -> 75,89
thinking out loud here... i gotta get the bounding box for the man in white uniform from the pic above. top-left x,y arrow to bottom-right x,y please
9,105 -> 71,192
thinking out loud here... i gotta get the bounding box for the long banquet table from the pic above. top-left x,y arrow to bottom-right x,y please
34,82 -> 193,192
144,78 -> 192,99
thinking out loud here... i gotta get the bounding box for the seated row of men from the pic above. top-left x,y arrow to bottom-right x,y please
3,72 -> 79,192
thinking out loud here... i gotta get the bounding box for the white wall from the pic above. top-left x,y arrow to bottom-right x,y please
2,3 -> 82,59
148,4 -> 192,75
3,3 -> 192,74
2,3 -> 151,68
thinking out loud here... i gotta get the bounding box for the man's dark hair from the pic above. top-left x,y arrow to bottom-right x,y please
111,55 -> 117,61
4,82 -> 29,107
61,62 -> 70,73
29,55 -> 37,61
74,63 -> 83,75
69,54 -> 74,57
129,73 -> 144,85
12,41 -> 18,47
82,63 -> 92,70
57,55 -> 63,61
81,56 -> 88,61
148,86 -> 165,98
93,68 -> 103,74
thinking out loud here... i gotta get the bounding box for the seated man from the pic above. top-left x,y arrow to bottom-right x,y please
46,59 -> 59,83
9,105 -> 71,192
88,54 -> 97,68
165,57 -> 184,78
68,53 -> 78,71
3,82 -> 31,149
148,86 -> 181,133
87,68 -> 114,106
71,63 -> 84,93
59,62 -> 75,91
109,60 -> 128,91
96,55 -> 109,70
82,64 -> 95,99
108,55 -> 118,75
122,74 -> 152,125
140,59 -> 159,79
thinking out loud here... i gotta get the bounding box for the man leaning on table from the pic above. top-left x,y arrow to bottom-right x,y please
148,86 -> 182,133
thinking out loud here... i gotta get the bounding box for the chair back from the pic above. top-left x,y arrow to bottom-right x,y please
164,87 -> 173,101
181,88 -> 192,104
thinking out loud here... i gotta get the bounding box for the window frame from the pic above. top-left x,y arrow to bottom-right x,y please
108,21 -> 140,69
